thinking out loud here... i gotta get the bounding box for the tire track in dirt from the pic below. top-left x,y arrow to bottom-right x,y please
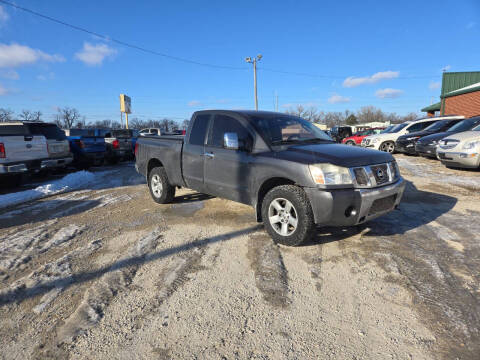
247,233 -> 290,308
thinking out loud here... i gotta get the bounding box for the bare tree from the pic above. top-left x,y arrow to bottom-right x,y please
182,119 -> 190,129
0,108 -> 14,122
53,107 -> 82,129
160,118 -> 170,132
18,110 -> 42,121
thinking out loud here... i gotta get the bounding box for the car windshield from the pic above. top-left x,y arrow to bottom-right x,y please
473,124 -> 480,131
29,124 -> 67,140
448,118 -> 480,132
380,126 -> 394,133
424,120 -> 449,132
250,115 -> 332,145
389,123 -> 409,133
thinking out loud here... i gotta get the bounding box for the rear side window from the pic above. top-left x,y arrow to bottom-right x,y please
189,115 -> 210,145
209,115 -> 253,149
28,124 -> 66,140
407,121 -> 436,133
0,125 -> 27,136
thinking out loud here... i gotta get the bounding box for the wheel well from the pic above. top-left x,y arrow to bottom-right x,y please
256,177 -> 295,222
147,158 -> 163,176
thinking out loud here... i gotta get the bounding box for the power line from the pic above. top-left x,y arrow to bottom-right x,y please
0,0 -> 246,70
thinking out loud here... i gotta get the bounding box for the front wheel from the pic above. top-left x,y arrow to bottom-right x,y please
345,140 -> 356,146
261,185 -> 316,246
148,167 -> 175,204
379,141 -> 395,153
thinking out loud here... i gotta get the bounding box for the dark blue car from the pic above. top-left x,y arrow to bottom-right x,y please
64,129 -> 107,169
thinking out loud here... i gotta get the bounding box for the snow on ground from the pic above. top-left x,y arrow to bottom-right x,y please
396,157 -> 480,189
0,171 -> 95,210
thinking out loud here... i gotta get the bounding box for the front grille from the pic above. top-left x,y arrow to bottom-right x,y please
363,139 -> 370,146
353,168 -> 369,186
389,162 -> 399,180
369,195 -> 397,215
439,139 -> 459,150
370,164 -> 389,185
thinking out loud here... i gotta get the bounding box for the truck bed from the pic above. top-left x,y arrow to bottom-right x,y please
135,135 -> 185,187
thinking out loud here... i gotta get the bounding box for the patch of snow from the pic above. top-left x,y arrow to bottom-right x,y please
0,171 -> 96,210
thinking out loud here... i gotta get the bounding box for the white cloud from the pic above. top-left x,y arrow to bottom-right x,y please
36,72 -> 55,81
442,65 -> 451,72
188,100 -> 202,107
429,81 -> 441,90
0,83 -> 8,95
328,94 -> 351,104
0,69 -> 19,80
375,88 -> 404,99
74,42 -> 117,66
0,43 -> 65,68
0,6 -> 8,26
343,71 -> 399,88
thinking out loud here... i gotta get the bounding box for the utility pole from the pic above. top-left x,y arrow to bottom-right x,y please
245,55 -> 262,110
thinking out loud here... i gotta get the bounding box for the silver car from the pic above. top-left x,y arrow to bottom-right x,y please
437,125 -> 480,168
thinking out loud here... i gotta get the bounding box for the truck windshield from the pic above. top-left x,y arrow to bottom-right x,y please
250,115 -> 332,145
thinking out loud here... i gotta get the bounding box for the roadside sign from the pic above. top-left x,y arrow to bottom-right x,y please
120,94 -> 132,114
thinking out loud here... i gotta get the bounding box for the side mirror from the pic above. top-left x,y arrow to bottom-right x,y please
224,132 -> 239,150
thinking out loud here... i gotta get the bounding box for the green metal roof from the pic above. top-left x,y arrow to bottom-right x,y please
421,102 -> 441,112
441,72 -> 480,98
443,82 -> 480,98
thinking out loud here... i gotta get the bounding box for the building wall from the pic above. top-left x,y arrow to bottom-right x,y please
442,90 -> 480,117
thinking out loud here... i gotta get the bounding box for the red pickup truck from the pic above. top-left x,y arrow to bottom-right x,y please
342,127 -> 387,145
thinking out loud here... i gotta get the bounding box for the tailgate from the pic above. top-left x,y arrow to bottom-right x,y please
117,138 -> 132,151
0,135 -> 48,163
82,137 -> 106,153
47,139 -> 71,157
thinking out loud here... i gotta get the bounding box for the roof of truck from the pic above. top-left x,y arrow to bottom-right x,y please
194,110 -> 301,118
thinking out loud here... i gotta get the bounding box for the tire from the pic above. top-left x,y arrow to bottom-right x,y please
261,185 -> 316,246
148,167 -> 175,204
345,140 -> 356,146
379,141 -> 395,153
107,157 -> 119,165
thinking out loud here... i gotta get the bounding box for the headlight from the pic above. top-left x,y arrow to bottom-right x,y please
406,136 -> 420,141
462,140 -> 480,150
309,164 -> 353,185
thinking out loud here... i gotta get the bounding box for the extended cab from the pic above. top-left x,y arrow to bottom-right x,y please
0,121 -> 49,184
136,110 -> 406,246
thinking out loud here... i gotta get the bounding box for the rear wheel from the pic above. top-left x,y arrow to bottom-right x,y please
379,141 -> 395,153
148,167 -> 175,204
261,185 -> 316,246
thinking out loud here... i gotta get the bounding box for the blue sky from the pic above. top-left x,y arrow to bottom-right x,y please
0,0 -> 479,123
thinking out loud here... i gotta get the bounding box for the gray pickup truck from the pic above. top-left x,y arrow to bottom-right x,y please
135,110 -> 405,246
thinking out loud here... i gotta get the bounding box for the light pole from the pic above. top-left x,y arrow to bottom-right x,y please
246,54 -> 262,110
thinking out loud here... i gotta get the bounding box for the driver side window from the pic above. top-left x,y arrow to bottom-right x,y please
208,115 -> 253,151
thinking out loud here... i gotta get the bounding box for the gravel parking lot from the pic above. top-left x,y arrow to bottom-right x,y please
0,157 -> 479,360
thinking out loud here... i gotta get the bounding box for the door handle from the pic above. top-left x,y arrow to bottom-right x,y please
204,152 -> 214,159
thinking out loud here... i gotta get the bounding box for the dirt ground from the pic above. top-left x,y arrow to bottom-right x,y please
0,157 -> 479,360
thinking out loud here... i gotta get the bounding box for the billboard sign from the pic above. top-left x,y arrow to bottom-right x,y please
120,94 -> 131,114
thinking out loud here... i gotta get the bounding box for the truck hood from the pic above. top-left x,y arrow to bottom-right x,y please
442,130 -> 480,143
274,143 -> 393,167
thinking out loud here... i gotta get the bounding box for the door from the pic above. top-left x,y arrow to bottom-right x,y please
203,114 -> 254,204
182,114 -> 211,191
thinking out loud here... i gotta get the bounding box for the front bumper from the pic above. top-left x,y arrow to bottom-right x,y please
415,143 -> 437,157
437,151 -> 480,168
304,178 -> 406,226
41,156 -> 73,169
396,140 -> 417,154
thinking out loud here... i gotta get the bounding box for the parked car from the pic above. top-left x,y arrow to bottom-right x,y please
139,128 -> 162,136
436,125 -> 480,169
64,129 -> 106,169
329,126 -> 352,143
416,116 -> 480,158
96,129 -> 133,164
342,127 -> 386,146
395,116 -> 464,155
136,110 -> 405,246
0,121 -> 49,185
24,122 -> 73,170
361,116 -> 458,153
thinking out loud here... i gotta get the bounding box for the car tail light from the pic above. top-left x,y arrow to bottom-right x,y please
112,139 -> 119,149
0,143 -> 5,158
134,142 -> 139,156
182,130 -> 186,135
74,139 -> 85,148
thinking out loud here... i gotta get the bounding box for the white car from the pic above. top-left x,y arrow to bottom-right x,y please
139,128 -> 162,136
436,126 -> 480,168
361,116 -> 464,153
0,122 -> 49,183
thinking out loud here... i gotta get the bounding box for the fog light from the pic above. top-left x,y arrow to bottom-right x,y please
345,206 -> 357,217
